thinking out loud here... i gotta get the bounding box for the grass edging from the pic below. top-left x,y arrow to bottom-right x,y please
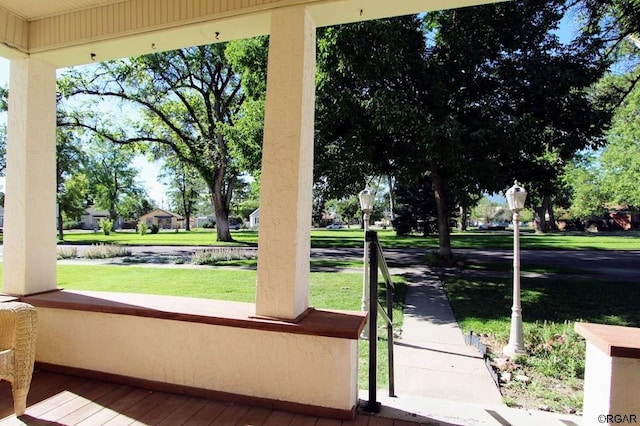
442,273 -> 640,414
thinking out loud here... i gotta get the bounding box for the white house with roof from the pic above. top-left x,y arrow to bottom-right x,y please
79,206 -> 110,230
249,208 -> 260,229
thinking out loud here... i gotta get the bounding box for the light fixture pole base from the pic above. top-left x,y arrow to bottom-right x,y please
503,345 -> 528,357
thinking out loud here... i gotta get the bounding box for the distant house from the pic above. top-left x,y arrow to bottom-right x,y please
609,207 -> 639,231
249,208 -> 259,229
80,206 -> 110,230
139,208 -> 184,230
195,215 -> 216,228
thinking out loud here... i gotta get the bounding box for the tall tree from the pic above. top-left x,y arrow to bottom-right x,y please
599,69 -> 640,206
392,175 -> 440,237
561,153 -> 608,221
56,125 -> 88,240
60,41 -> 265,242
0,86 -> 7,176
315,2 -> 609,256
325,197 -> 360,228
85,137 -> 144,224
118,194 -> 154,224
0,123 -> 5,176
0,86 -> 6,111
159,155 -> 207,231
577,0 -> 640,110
315,16 -> 427,200
230,177 -> 260,223
422,0 -> 608,241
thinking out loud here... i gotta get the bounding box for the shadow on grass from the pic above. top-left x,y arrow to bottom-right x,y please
311,259 -> 362,269
444,276 -> 640,328
467,261 -> 588,275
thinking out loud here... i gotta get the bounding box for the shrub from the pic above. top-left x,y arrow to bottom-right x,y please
150,224 -> 160,234
392,216 -> 413,236
424,250 -> 467,268
62,220 -> 82,230
137,222 -> 148,236
191,248 -> 257,265
57,246 -> 78,259
84,243 -> 131,259
202,221 -> 216,229
523,321 -> 585,380
122,257 -> 148,264
99,218 -> 114,236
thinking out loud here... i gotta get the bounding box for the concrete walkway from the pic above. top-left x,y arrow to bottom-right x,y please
393,266 -> 502,404
360,264 -> 583,425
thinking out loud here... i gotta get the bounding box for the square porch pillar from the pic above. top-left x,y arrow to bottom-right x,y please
255,7 -> 316,320
2,58 -> 58,296
576,322 -> 640,426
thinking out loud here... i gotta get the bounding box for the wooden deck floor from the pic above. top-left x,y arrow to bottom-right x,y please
0,371 -> 426,426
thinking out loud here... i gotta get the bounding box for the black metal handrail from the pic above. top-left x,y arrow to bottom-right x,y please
364,230 -> 396,413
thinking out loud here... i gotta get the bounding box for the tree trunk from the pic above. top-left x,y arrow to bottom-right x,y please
212,193 -> 232,242
182,190 -> 192,232
534,209 -> 543,233
431,170 -> 452,259
387,175 -> 395,225
109,197 -> 118,223
546,195 -> 557,231
184,211 -> 191,231
57,212 -> 64,241
210,167 -> 235,242
534,196 -> 551,234
459,206 -> 468,231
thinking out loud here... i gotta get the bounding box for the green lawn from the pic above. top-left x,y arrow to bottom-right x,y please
55,265 -> 379,309
444,276 -> 640,335
52,228 -> 640,250
1,263 -> 405,390
443,274 -> 640,412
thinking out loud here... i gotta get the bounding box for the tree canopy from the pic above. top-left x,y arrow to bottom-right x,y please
600,72 -> 640,207
59,41 -> 264,241
17,0 -> 632,243
314,0 -> 610,255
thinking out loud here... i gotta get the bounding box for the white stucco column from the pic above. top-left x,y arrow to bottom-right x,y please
2,58 -> 58,296
576,323 -> 640,426
255,7 -> 316,320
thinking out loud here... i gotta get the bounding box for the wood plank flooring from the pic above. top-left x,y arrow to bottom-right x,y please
0,371 -> 429,425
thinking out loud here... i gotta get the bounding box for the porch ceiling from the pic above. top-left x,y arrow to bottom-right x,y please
0,0 -> 121,20
0,0 -> 505,68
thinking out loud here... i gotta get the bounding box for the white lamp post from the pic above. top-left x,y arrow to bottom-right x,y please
504,180 -> 528,356
359,188 -> 375,339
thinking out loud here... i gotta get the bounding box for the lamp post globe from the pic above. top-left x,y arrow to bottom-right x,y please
359,188 -> 375,214
504,180 -> 528,357
506,181 -> 527,213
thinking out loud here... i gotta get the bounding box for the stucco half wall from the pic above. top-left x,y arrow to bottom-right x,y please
25,291 -> 366,419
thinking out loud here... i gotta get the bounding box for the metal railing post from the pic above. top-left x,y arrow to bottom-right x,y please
387,272 -> 395,398
364,230 -> 381,413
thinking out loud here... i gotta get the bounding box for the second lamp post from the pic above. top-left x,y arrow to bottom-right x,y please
503,181 -> 528,357
358,188 -> 375,339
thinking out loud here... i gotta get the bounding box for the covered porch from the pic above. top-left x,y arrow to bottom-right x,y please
0,0 -> 500,420
0,371 -> 425,425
